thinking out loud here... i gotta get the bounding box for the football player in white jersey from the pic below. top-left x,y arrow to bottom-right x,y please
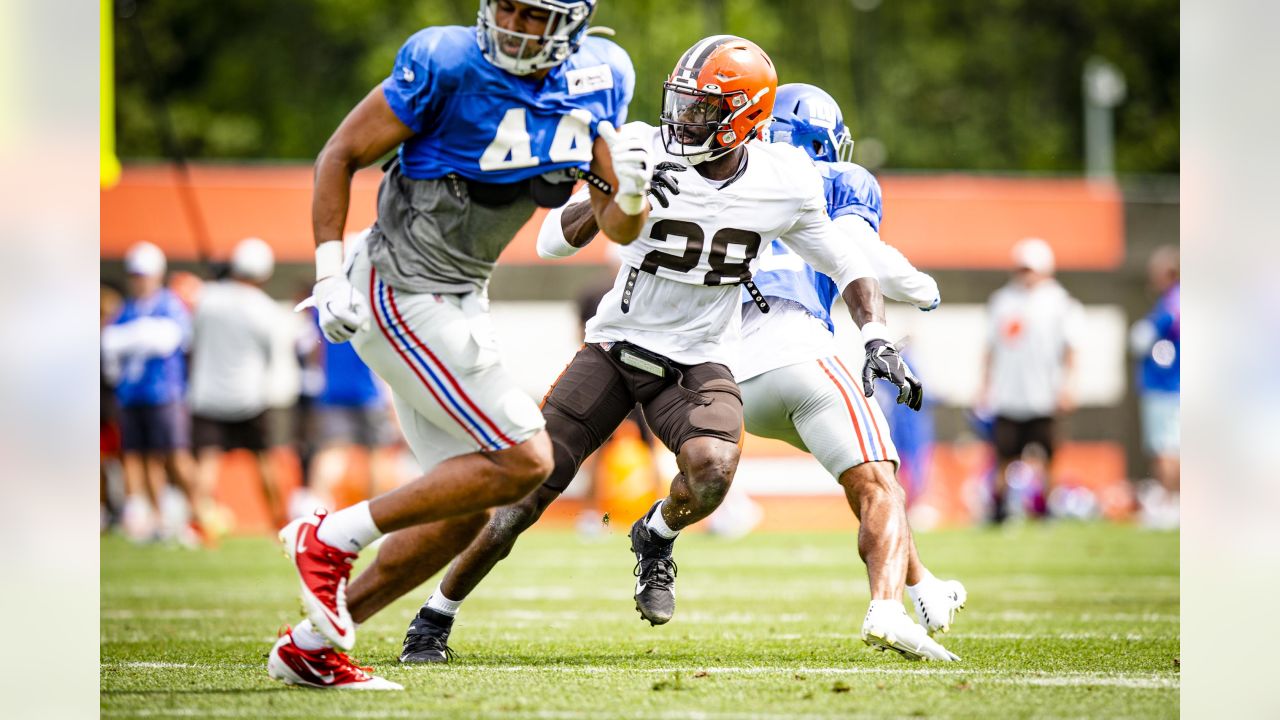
387,36 -> 925,663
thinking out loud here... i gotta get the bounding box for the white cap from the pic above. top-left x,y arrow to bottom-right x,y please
124,241 -> 167,277
1011,237 -> 1055,275
230,237 -> 275,282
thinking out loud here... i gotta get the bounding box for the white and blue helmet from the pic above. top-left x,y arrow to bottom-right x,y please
476,0 -> 597,76
768,83 -> 854,163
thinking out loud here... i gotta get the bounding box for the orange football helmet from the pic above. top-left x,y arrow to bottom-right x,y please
661,35 -> 778,164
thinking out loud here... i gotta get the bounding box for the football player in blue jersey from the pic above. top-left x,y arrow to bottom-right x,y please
267,0 -> 655,690
735,83 -> 966,660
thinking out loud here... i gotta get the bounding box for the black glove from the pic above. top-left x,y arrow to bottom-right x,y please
647,162 -> 686,209
862,339 -> 924,411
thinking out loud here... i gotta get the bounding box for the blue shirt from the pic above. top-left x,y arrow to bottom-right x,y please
746,161 -> 884,331
110,289 -> 191,407
383,26 -> 634,182
1139,284 -> 1180,393
309,312 -> 383,408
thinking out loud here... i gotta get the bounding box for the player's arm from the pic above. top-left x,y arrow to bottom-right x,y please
313,88 -> 414,251
1058,298 -> 1086,413
304,87 -> 415,343
782,204 -> 923,410
586,123 -> 651,245
832,214 -> 939,311
537,191 -> 598,259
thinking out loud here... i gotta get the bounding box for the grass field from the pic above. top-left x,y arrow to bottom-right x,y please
102,522 -> 1178,719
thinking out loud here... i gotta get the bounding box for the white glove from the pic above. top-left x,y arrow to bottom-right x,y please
296,275 -> 370,344
598,121 -> 652,216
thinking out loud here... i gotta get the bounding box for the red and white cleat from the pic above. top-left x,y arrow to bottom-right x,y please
279,510 -> 357,650
267,630 -> 402,691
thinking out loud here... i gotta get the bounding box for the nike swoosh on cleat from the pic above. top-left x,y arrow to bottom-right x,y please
309,581 -> 349,637
634,579 -> 647,596
299,658 -> 336,684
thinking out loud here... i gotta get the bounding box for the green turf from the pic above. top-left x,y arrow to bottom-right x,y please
102,522 -> 1178,719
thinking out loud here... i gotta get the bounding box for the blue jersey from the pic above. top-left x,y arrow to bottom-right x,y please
383,26 -> 634,182
315,313 -> 384,408
1139,284 -> 1180,393
110,289 -> 191,408
747,161 -> 883,331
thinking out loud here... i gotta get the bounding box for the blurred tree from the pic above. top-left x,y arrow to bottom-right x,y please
115,0 -> 1177,173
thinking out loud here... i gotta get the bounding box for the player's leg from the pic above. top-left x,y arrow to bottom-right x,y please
348,273 -> 554,531
276,249 -> 551,650
362,406 -> 401,498
781,359 -> 960,660
244,413 -> 287,530
1025,417 -> 1056,519
630,362 -> 743,625
157,404 -> 200,527
190,415 -> 227,526
117,405 -> 154,540
275,388 -> 487,685
119,451 -> 154,541
989,416 -> 1024,524
401,345 -> 636,662
309,405 -> 366,509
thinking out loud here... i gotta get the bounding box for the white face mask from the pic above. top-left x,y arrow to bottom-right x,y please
476,0 -> 593,76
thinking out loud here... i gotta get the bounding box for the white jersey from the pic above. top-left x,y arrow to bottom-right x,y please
985,278 -> 1084,419
575,122 -> 872,367
188,280 -> 280,421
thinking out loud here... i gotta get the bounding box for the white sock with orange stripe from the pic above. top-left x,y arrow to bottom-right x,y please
316,501 -> 382,553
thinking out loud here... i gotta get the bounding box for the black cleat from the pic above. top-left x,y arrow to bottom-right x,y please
399,607 -> 455,664
629,502 -> 678,626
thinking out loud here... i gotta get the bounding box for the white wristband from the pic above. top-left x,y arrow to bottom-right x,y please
315,240 -> 344,281
860,321 -> 891,345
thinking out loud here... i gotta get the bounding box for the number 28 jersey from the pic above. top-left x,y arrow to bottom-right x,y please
585,122 -> 873,368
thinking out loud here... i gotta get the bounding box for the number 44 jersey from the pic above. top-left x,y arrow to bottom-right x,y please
585,121 -> 874,368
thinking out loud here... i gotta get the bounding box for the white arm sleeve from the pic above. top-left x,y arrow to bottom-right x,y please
536,188 -> 593,260
102,317 -> 185,359
832,214 -> 939,309
779,196 -> 875,292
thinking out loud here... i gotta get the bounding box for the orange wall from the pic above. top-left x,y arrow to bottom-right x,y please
101,164 -> 1123,270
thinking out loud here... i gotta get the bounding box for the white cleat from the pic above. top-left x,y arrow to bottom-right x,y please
267,631 -> 403,691
861,601 -> 960,662
907,578 -> 967,636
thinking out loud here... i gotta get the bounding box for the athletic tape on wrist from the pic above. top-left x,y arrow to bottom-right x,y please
315,240 -> 344,281
615,193 -> 646,216
860,321 -> 891,345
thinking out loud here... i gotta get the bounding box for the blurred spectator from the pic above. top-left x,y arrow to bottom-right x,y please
187,238 -> 288,531
101,242 -> 202,543
1130,245 -> 1180,528
264,281 -> 305,481
875,349 -> 935,506
287,288 -> 327,519
978,238 -> 1084,523
100,282 -> 125,532
303,323 -> 401,513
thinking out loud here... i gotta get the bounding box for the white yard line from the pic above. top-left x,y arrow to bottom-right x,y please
102,660 -> 1178,689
